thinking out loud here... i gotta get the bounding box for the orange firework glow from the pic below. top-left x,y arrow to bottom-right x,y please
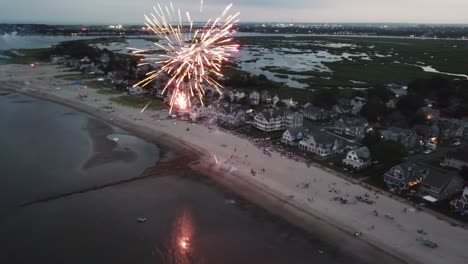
131,2 -> 239,112
173,91 -> 189,111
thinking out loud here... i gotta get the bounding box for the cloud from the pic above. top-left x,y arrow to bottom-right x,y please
0,0 -> 467,24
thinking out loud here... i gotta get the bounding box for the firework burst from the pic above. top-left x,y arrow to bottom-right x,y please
131,2 -> 240,112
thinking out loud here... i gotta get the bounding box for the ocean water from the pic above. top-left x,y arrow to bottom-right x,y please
0,92 -> 362,264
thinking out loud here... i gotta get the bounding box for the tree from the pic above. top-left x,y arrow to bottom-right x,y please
368,86 -> 394,103
369,141 -> 407,167
359,98 -> 387,123
53,41 -> 100,61
460,166 -> 468,185
363,130 -> 382,147
313,88 -> 339,110
275,101 -> 286,108
396,94 -> 425,117
386,110 -> 409,128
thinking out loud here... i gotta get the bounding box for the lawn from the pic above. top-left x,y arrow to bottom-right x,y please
54,73 -> 95,81
1,48 -> 52,64
110,95 -> 166,110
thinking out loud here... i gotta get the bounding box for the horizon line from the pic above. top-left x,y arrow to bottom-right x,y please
2,21 -> 468,26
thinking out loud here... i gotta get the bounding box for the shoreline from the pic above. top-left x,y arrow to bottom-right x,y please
2,64 -> 468,264
1,82 -> 407,264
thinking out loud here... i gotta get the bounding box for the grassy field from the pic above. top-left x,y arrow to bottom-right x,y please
110,95 -> 166,110
0,48 -> 52,64
54,73 -> 95,81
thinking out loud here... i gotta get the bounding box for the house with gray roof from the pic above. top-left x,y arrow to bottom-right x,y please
350,96 -> 367,114
437,118 -> 468,140
214,104 -> 247,127
260,90 -> 272,105
418,169 -> 464,202
380,127 -> 418,149
249,91 -> 260,106
282,127 -> 307,146
441,147 -> 468,170
386,83 -> 408,97
413,124 -> 440,143
299,128 -> 344,157
254,108 -> 303,132
303,105 -> 335,121
342,146 -> 371,170
384,162 -> 429,193
333,98 -> 353,114
333,114 -> 368,139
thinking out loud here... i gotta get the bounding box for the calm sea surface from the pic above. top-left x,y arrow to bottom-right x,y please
0,92 -> 363,263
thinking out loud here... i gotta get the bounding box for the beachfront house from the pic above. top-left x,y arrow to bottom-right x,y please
282,127 -> 307,146
441,147 -> 468,170
189,106 -> 213,121
383,162 -> 429,193
417,169 -> 464,202
299,128 -> 344,157
342,146 -> 371,170
253,109 -> 303,132
450,187 -> 468,215
303,105 -> 334,121
380,127 -> 418,149
333,115 -> 368,139
216,105 -> 247,127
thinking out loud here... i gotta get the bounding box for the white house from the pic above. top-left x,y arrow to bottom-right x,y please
282,127 -> 307,146
380,127 -> 418,149
216,105 -> 247,127
342,146 -> 371,170
303,105 -> 335,121
299,128 -> 343,157
441,148 -> 468,170
333,115 -> 369,139
190,106 -> 213,121
254,109 -> 303,132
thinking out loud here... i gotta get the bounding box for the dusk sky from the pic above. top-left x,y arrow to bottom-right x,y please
1,0 -> 468,24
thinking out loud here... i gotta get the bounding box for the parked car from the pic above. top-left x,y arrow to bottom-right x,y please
424,150 -> 432,155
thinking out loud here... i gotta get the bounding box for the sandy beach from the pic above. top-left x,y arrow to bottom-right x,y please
1,63 -> 468,264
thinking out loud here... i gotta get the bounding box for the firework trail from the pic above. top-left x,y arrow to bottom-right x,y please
131,2 -> 239,113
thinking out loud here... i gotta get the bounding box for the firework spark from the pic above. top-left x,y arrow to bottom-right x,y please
131,2 -> 239,112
